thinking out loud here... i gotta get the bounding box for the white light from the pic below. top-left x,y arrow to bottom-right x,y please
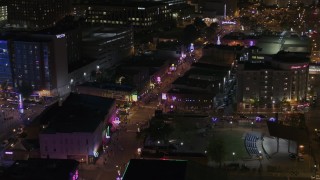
56,34 -> 65,39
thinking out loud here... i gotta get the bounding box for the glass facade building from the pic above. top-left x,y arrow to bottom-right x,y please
0,40 -> 12,87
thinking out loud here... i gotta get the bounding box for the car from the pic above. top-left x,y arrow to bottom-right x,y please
289,153 -> 297,160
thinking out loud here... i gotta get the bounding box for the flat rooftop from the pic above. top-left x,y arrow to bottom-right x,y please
168,87 -> 215,95
78,82 -> 134,92
4,158 -> 79,180
74,0 -> 166,7
40,93 -> 115,133
123,159 -> 187,180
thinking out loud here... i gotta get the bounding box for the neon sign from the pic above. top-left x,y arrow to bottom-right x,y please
290,64 -> 308,69
221,21 -> 236,25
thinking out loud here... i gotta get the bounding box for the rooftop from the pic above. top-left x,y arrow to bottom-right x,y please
40,93 -> 115,133
168,87 -> 215,95
82,26 -> 131,42
4,158 -> 79,180
123,159 -> 187,180
272,51 -> 310,63
74,0 -> 166,7
78,82 -> 135,92
203,43 -> 244,50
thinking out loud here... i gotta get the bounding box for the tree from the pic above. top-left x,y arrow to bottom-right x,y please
207,137 -> 226,168
193,17 -> 207,31
18,82 -> 33,99
145,118 -> 173,142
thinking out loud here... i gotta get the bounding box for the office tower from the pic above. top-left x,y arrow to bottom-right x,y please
7,0 -> 72,30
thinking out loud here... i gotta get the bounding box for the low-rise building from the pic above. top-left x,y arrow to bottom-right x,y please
4,158 -> 79,180
39,93 -> 117,164
76,82 -> 136,104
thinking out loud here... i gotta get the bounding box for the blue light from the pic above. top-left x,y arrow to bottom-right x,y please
269,117 -> 276,122
212,117 -> 218,122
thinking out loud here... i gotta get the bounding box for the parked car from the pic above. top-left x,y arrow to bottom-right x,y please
289,153 -> 297,160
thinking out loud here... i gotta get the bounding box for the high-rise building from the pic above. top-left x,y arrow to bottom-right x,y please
73,1 -> 172,29
7,0 -> 72,30
0,5 -> 7,22
236,52 -> 309,112
0,32 -> 69,97
263,0 -> 314,7
0,39 -> 12,87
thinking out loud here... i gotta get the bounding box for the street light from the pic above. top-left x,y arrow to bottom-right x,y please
258,151 -> 262,170
232,152 -> 235,161
230,121 -> 233,130
251,121 -> 254,131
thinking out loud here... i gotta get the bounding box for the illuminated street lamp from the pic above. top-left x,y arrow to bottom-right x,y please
258,151 -> 263,171
232,152 -> 235,161
251,121 -> 254,131
230,121 -> 233,130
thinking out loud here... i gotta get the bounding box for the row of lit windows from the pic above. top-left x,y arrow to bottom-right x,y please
170,99 -> 213,102
86,19 -> 153,26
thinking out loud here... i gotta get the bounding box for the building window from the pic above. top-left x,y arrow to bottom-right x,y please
245,87 -> 250,91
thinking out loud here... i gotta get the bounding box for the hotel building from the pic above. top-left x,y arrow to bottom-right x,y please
237,52 -> 309,112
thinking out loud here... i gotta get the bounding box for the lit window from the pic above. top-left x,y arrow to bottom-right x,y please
245,87 -> 250,91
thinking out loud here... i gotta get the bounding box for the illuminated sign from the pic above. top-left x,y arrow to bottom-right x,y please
162,93 -> 167,100
138,7 -> 145,10
290,64 -> 308,69
156,76 -> 161,83
56,34 -> 65,39
5,151 -> 13,155
132,94 -> 138,102
106,126 -> 110,139
221,21 -> 236,25
252,56 -> 264,60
